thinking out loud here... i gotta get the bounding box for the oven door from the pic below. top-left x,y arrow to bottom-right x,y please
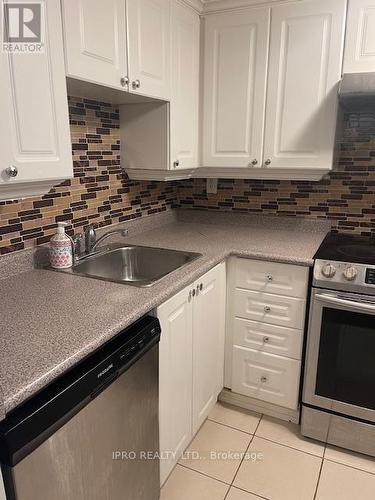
303,288 -> 375,423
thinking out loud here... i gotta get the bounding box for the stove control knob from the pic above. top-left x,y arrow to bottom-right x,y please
321,263 -> 336,278
343,266 -> 358,281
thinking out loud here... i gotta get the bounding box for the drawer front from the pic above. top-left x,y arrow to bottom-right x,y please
235,258 -> 308,298
233,317 -> 303,360
232,346 -> 301,409
234,289 -> 306,330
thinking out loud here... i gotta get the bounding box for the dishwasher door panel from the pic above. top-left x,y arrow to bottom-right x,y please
9,346 -> 159,500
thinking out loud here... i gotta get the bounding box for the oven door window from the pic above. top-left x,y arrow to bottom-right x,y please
316,307 -> 375,410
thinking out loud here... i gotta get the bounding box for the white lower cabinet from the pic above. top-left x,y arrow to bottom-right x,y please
234,258 -> 309,298
157,262 -> 226,485
233,317 -> 303,360
234,289 -> 306,330
158,284 -> 193,486
192,263 -> 226,434
227,257 -> 309,413
232,346 -> 301,410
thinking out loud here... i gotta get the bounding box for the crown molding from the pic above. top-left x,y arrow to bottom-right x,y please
201,0 -> 303,14
180,0 -> 204,14
181,0 -> 303,16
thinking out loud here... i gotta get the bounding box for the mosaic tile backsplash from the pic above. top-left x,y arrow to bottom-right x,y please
0,96 -> 178,255
177,113 -> 375,236
1,104 -> 375,256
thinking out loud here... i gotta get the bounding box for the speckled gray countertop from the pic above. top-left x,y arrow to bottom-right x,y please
0,210 -> 330,420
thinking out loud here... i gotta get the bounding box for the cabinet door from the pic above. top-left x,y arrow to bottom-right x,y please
127,0 -> 171,100
202,8 -> 270,168
170,1 -> 200,170
157,285 -> 193,485
192,262 -> 226,434
61,0 -> 128,89
0,0 -> 72,187
263,0 -> 346,172
344,0 -> 375,73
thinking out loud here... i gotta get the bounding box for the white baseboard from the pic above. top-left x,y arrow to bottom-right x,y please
219,388 -> 300,424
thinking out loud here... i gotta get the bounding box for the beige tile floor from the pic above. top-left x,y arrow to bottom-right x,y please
160,402 -> 375,500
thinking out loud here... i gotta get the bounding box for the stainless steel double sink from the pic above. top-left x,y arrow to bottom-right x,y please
56,244 -> 201,287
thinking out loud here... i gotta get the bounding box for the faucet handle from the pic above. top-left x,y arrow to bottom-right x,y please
71,234 -> 84,262
84,224 -> 96,253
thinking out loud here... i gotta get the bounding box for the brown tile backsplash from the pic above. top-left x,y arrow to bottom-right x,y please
1,104 -> 374,257
0,96 -> 178,255
177,113 -> 375,236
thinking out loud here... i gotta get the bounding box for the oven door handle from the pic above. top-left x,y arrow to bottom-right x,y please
315,293 -> 375,314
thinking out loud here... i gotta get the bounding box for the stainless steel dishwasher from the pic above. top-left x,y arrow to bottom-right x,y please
0,315 -> 161,500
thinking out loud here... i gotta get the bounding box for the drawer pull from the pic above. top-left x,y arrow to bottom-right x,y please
266,274 -> 273,282
260,376 -> 268,383
263,336 -> 270,343
264,306 -> 271,313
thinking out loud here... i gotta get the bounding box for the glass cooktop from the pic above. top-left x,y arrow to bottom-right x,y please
315,233 -> 375,265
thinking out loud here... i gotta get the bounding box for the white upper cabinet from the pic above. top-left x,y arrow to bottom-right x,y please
0,0 -> 72,199
62,0 -> 171,100
61,0 -> 128,90
202,8 -> 270,168
127,0 -> 171,100
170,1 -> 200,170
263,0 -> 346,173
344,0 -> 375,73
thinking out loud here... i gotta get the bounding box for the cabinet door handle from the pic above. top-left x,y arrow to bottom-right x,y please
120,76 -> 129,87
260,376 -> 268,383
173,160 -> 180,168
188,290 -> 192,302
5,165 -> 18,178
264,159 -> 272,166
249,159 -> 258,167
266,274 -> 273,282
199,283 -> 203,291
263,337 -> 270,343
264,306 -> 271,313
192,288 -> 196,297
132,79 -> 141,89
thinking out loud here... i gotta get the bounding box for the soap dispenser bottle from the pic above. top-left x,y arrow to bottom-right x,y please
49,222 -> 73,269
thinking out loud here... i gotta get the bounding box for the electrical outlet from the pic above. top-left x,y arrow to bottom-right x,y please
206,178 -> 218,194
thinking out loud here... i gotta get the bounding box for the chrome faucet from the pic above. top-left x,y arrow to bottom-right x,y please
89,226 -> 129,252
71,225 -> 129,263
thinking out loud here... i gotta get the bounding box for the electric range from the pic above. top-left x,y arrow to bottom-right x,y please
301,232 -> 375,457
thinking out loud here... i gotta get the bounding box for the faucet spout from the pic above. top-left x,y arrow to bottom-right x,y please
91,228 -> 129,252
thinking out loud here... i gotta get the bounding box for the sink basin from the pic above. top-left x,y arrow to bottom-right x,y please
62,245 -> 201,286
